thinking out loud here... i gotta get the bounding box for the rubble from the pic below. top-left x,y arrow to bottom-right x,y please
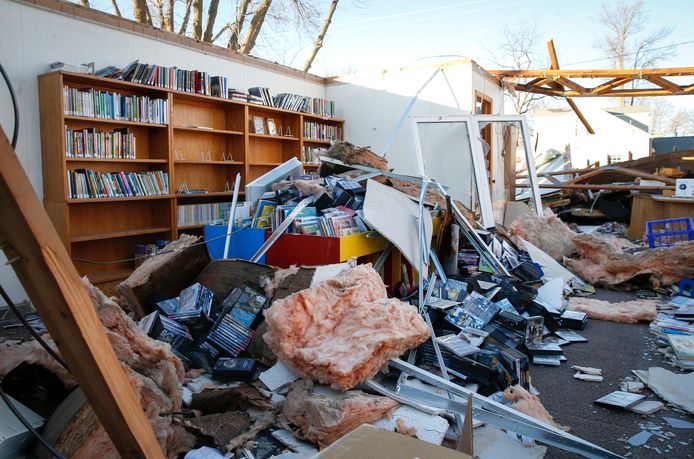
281,379 -> 399,448
263,264 -> 430,391
568,297 -> 657,324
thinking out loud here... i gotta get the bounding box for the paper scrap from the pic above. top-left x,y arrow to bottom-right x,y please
627,430 -> 652,447
259,360 -> 299,392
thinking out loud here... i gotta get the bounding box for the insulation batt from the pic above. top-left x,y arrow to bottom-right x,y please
503,385 -> 568,431
263,264 -> 430,391
564,237 -> 694,288
508,209 -> 578,260
282,379 -> 399,448
568,297 -> 657,324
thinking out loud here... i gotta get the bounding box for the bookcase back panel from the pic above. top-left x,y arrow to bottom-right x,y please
173,163 -> 242,192
65,162 -> 168,174
68,201 -> 172,239
248,109 -> 300,138
172,131 -> 243,162
247,138 -> 298,164
71,235 -> 170,279
172,100 -> 229,131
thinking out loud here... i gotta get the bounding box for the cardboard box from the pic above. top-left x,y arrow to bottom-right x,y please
675,178 -> 694,198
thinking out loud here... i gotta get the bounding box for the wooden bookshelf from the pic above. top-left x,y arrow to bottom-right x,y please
38,70 -> 344,283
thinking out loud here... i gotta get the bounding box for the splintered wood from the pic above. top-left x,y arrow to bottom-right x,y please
263,264 -> 430,391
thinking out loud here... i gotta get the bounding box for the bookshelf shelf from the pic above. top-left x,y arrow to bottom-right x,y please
39,70 -> 344,283
174,160 -> 244,165
70,226 -> 171,243
66,157 -> 168,163
249,133 -> 299,142
64,114 -> 167,128
302,138 -> 332,145
173,126 -> 244,135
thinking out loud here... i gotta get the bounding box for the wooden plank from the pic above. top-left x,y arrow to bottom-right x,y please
590,77 -> 633,94
608,166 -> 677,185
556,77 -> 587,94
563,168 -> 606,185
566,99 -> 595,134
488,67 -> 694,78
645,75 -> 684,94
0,128 -> 164,458
515,182 -> 675,191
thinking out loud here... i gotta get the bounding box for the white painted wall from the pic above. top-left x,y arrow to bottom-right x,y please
532,105 -> 650,168
326,60 -> 503,176
0,0 -> 325,305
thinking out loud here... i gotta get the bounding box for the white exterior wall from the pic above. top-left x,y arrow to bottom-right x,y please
533,107 -> 650,168
0,0 -> 325,305
326,61 -> 503,176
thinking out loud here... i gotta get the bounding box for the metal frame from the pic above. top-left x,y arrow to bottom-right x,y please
410,114 -> 543,228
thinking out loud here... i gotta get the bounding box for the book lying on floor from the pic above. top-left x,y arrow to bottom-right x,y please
667,334 -> 694,361
594,391 -> 645,410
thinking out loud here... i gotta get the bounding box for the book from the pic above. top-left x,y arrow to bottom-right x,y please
252,116 -> 266,134
667,335 -> 694,361
524,316 -> 544,345
594,391 -> 645,410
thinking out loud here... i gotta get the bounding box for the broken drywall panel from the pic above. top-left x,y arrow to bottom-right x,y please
310,260 -> 356,287
535,278 -> 565,314
184,446 -> 232,459
259,361 -> 300,392
662,417 -> 694,429
473,425 -> 547,459
629,400 -> 664,415
627,430 -> 652,447
573,373 -> 604,382
0,394 -> 45,459
644,367 -> 694,414
363,179 -> 433,271
519,238 -> 575,283
371,405 -> 449,445
571,366 -> 602,376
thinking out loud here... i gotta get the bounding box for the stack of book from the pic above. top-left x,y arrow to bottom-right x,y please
97,61 -> 227,97
303,146 -> 327,164
294,207 -> 367,237
303,121 -> 342,141
65,126 -> 136,159
273,93 -> 306,112
229,89 -> 250,102
67,169 -> 169,199
248,87 -> 273,106
63,86 -> 168,124
303,97 -> 336,118
177,202 -> 231,227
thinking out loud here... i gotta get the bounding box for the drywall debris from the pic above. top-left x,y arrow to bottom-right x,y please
571,366 -> 602,375
662,417 -> 694,429
627,430 -> 652,446
371,405 -> 449,445
503,385 -> 568,431
225,412 -> 276,452
281,379 -> 398,448
261,265 -> 300,299
473,425 -> 547,459
629,400 -> 664,415
264,264 -> 430,391
643,367 -> 694,414
619,381 -> 645,393
259,361 -> 300,392
184,446 -> 232,459
573,372 -> 604,382
568,297 -> 657,324
184,411 -> 251,447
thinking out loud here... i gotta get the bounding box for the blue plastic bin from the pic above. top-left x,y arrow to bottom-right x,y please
204,225 -> 266,262
645,217 -> 694,248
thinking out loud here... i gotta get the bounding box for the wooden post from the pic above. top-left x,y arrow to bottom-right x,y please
0,129 -> 164,458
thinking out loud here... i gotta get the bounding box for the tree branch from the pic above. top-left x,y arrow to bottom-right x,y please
202,0 -> 221,42
303,0 -> 339,72
239,0 -> 273,54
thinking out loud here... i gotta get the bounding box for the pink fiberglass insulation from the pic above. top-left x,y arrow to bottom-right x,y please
568,297 -> 657,324
282,379 -> 399,448
564,237 -> 694,288
263,264 -> 430,391
503,385 -> 568,431
508,209 -> 578,261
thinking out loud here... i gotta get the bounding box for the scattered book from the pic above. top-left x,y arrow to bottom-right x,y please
594,391 -> 645,410
667,334 -> 694,361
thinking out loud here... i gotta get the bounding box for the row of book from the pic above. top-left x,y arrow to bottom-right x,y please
65,126 -> 136,159
63,86 -> 168,124
67,169 -> 169,199
303,146 -> 328,164
96,61 -> 229,98
304,97 -> 336,118
177,202 -> 231,227
303,122 -> 342,141
248,88 -> 338,118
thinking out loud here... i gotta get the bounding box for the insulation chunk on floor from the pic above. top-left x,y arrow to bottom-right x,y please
503,385 -> 568,431
564,237 -> 694,288
281,379 -> 399,448
568,297 -> 657,324
263,264 -> 430,391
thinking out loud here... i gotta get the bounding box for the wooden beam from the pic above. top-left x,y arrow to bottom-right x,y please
520,85 -> 689,97
488,67 -> 694,78
563,167 -> 605,185
608,166 -> 677,185
515,183 -> 675,191
547,39 -> 595,134
556,77 -> 587,94
646,75 -> 684,94
0,129 -> 164,458
590,77 -> 633,94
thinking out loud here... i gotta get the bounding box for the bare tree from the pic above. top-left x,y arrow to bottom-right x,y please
111,0 -> 122,17
79,0 -> 90,7
595,0 -> 674,105
132,0 -> 150,24
647,97 -> 672,136
491,23 -> 545,114
239,0 -> 273,54
192,0 -> 203,40
303,0 -> 339,72
163,0 -> 174,31
178,0 -> 193,34
228,0 -> 252,50
670,109 -> 694,137
203,0 -> 221,42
